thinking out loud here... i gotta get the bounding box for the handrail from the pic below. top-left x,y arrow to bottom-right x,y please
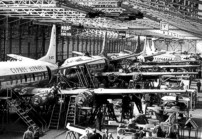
48,104 -> 56,129
11,90 -> 47,131
57,102 -> 63,129
84,64 -> 95,88
75,68 -> 85,87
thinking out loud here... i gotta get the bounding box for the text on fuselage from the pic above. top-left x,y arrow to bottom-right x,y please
10,66 -> 44,73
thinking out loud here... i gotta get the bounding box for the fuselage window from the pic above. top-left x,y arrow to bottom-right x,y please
43,72 -> 46,79
24,74 -> 27,82
10,76 -> 13,84
32,74 -> 35,81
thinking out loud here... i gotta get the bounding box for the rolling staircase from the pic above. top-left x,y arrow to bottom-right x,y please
7,100 -> 36,127
75,67 -> 86,87
75,64 -> 95,88
84,64 -> 95,88
64,96 -> 76,127
9,90 -> 47,131
48,102 -> 63,129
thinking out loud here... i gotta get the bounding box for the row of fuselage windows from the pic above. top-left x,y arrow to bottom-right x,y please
1,72 -> 48,85
153,56 -> 175,61
1,64 -> 105,87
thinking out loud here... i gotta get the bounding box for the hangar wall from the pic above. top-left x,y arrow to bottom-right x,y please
0,21 -> 136,62
196,40 -> 202,53
155,40 -> 197,53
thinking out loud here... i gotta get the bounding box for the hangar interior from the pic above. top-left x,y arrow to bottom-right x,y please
0,0 -> 202,139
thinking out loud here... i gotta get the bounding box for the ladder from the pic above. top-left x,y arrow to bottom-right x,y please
7,100 -> 36,127
48,102 -> 62,129
11,90 -> 47,131
76,66 -> 88,87
84,64 -> 95,88
64,96 -> 76,127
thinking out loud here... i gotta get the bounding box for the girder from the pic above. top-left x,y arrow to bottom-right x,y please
123,0 -> 202,38
0,0 -> 56,7
0,0 -> 201,39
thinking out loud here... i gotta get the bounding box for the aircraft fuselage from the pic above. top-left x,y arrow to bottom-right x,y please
0,60 -> 58,89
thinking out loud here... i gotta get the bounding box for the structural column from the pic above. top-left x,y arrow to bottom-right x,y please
41,26 -> 46,56
66,36 -> 70,58
9,24 -> 12,54
19,21 -> 22,55
35,25 -> 39,59
77,36 -> 80,52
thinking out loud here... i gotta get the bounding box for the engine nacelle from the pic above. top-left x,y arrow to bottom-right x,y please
31,89 -> 55,106
17,87 -> 56,106
75,90 -> 95,106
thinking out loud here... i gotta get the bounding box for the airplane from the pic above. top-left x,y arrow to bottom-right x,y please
136,37 -> 196,63
70,36 -> 167,72
0,25 -> 58,89
67,32 -> 144,67
1,25 -> 104,89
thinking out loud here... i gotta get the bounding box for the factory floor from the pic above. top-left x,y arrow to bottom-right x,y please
1,84 -> 202,139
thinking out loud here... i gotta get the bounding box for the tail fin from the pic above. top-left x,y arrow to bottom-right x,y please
151,38 -> 156,53
136,36 -> 146,55
145,38 -> 152,55
38,24 -> 56,64
99,31 -> 108,58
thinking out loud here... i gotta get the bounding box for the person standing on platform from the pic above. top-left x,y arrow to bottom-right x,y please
197,80 -> 201,93
23,126 -> 34,139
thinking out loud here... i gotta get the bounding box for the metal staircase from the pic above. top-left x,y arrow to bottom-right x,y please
48,102 -> 63,129
10,90 -> 47,131
75,65 -> 95,88
75,67 -> 86,87
84,64 -> 95,88
64,96 -> 77,127
7,100 -> 36,127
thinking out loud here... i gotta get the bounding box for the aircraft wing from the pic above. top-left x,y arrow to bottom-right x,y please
123,49 -> 133,54
95,72 -> 198,77
22,88 -> 194,96
59,88 -> 89,95
93,88 -> 194,95
60,57 -> 105,70
136,65 -> 200,69
110,52 -> 142,61
7,54 -> 36,61
169,60 -> 197,64
72,51 -> 85,56
143,60 -> 197,65
66,123 -> 103,136
163,75 -> 191,78
143,51 -> 166,59
59,88 -> 195,95
66,123 -> 86,135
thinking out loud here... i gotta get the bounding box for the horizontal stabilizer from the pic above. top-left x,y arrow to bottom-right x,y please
60,57 -> 105,70
123,49 -> 133,54
72,51 -> 85,56
7,54 -> 36,61
95,72 -> 198,77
